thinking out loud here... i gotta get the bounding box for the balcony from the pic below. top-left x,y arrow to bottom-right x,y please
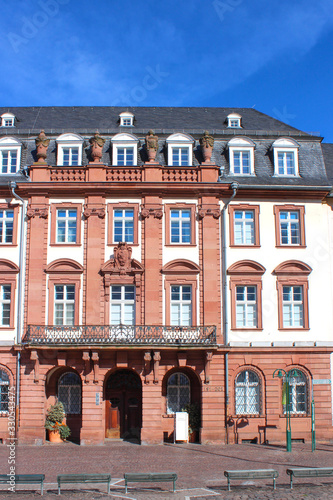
23,325 -> 217,347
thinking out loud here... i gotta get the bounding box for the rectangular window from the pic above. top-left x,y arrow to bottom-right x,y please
117,147 -> 134,166
0,210 -> 14,244
172,147 -> 189,166
170,209 -> 191,244
113,209 -> 134,243
0,285 -> 11,327
56,209 -> 77,243
170,285 -> 192,326
282,286 -> 303,328
110,285 -> 135,325
4,119 -> 14,127
62,147 -> 79,166
234,210 -> 254,245
274,205 -> 305,247
54,285 -> 75,326
1,150 -> 17,174
233,151 -> 250,174
236,286 -> 257,328
278,152 -> 295,175
279,211 -> 300,245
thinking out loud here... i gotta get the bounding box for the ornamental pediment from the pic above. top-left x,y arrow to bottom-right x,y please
101,243 -> 144,276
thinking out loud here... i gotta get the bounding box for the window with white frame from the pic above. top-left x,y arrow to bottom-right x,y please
0,137 -> 21,174
234,210 -> 254,245
58,372 -> 81,414
227,113 -> 242,128
54,284 -> 75,326
110,285 -> 135,325
113,208 -> 134,243
166,133 -> 194,167
1,113 -> 15,128
119,112 -> 134,127
111,133 -> 138,166
170,285 -> 192,326
236,286 -> 257,328
56,208 -> 77,243
56,133 -> 83,166
228,137 -> 255,175
0,285 -> 11,327
0,369 -> 9,413
170,209 -> 191,244
167,372 -> 190,413
272,138 -> 299,176
283,370 -> 307,414
279,210 -> 300,245
0,210 -> 14,243
282,286 -> 303,328
235,370 -> 260,415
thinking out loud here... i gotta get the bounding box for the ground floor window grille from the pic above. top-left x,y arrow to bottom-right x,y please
58,372 -> 81,414
284,371 -> 307,414
235,370 -> 260,415
0,369 -> 9,413
167,372 -> 190,414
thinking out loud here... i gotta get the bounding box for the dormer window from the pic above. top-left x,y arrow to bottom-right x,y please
1,113 -> 15,128
0,137 -> 21,174
227,113 -> 242,128
228,137 -> 255,175
166,133 -> 194,166
119,112 -> 134,127
56,133 -> 84,166
272,138 -> 299,176
111,133 -> 139,166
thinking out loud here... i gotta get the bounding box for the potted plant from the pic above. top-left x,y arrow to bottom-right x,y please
45,402 -> 71,442
183,402 -> 201,443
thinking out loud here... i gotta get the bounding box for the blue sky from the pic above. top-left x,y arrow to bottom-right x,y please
1,0 -> 333,141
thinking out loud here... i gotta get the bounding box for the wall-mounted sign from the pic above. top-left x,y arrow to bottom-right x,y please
95,392 -> 100,405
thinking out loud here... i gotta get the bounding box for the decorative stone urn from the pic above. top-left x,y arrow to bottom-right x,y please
145,129 -> 159,162
89,131 -> 106,163
35,130 -> 50,163
199,131 -> 214,163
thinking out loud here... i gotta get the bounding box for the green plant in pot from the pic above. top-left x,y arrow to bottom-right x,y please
45,402 -> 71,442
183,402 -> 201,441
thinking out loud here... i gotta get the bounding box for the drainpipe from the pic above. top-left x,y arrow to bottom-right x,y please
221,181 -> 239,444
9,181 -> 27,438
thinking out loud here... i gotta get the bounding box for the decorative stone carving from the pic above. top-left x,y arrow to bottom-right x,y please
197,208 -> 220,219
82,351 -> 90,383
89,131 -> 106,163
35,130 -> 50,163
153,351 -> 161,384
30,350 -> 39,383
83,206 -> 105,219
26,206 -> 49,219
144,351 -> 152,383
199,131 -> 214,163
145,129 -> 159,162
205,351 -> 213,383
91,352 -> 99,384
140,207 -> 163,219
114,242 -> 132,274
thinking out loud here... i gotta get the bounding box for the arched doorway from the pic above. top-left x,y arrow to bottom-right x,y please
105,369 -> 142,441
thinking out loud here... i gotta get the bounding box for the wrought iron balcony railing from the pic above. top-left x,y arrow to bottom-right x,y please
23,325 -> 217,347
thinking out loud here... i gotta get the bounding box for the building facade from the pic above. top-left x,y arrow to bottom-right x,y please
0,107 -> 332,445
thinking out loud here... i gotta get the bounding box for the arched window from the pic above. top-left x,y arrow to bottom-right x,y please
235,370 -> 260,415
58,372 -> 81,414
0,369 -> 10,414
284,370 -> 307,414
167,372 -> 190,414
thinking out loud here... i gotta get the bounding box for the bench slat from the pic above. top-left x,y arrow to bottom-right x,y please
224,469 -> 278,491
0,475 -> 45,496
124,472 -> 177,494
57,473 -> 111,495
286,467 -> 333,489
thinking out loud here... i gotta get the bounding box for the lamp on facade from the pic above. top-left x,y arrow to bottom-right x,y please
273,367 -> 301,452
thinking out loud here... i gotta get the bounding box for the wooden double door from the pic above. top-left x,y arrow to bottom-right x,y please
105,370 -> 142,440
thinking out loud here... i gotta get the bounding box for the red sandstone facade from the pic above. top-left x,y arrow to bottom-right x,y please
0,107 -> 332,446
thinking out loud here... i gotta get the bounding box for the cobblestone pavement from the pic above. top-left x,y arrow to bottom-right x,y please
1,441 -> 333,499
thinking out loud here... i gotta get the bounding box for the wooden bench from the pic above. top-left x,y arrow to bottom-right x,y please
124,472 -> 177,493
286,467 -> 333,489
0,474 -> 45,495
57,474 -> 111,495
224,469 -> 279,491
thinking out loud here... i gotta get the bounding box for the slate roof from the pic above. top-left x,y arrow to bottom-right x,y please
0,106 -> 312,136
322,143 -> 333,185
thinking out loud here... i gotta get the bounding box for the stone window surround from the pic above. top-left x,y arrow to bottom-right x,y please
107,202 -> 139,246
164,203 -> 196,246
50,202 -> 82,246
0,203 -> 19,246
228,203 -> 260,247
273,204 -> 306,248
